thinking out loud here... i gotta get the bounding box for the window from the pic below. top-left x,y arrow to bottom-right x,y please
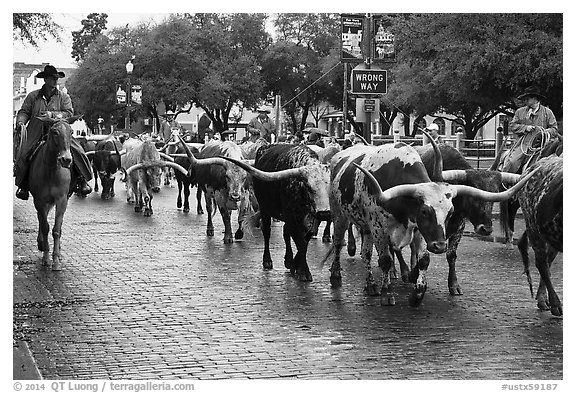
433,118 -> 446,135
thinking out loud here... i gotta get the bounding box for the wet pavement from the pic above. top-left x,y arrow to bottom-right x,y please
13,178 -> 563,380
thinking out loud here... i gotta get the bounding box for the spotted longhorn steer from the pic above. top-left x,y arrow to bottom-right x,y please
327,134 -> 535,307
218,144 -> 331,281
178,139 -> 254,244
517,156 -> 563,316
124,140 -> 188,216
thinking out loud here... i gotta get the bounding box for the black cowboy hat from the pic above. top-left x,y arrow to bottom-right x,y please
36,65 -> 65,79
517,86 -> 546,101
221,130 -> 237,135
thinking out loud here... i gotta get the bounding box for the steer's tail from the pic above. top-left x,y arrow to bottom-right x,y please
518,230 -> 534,298
241,211 -> 261,238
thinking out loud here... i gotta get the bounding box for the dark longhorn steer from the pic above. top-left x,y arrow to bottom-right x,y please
86,138 -> 123,199
517,156 -> 563,316
124,141 -> 188,216
327,132 -> 536,307
171,144 -> 204,214
178,139 -> 253,243
218,144 -> 331,281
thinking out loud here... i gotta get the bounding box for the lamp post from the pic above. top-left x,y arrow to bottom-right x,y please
125,57 -> 134,131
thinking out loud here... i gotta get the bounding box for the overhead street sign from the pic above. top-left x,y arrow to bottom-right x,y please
351,69 -> 387,94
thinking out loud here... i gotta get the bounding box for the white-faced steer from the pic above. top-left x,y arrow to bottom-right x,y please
124,140 -> 188,216
178,138 -> 254,244
328,133 -> 535,307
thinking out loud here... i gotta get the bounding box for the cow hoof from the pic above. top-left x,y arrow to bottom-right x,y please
295,270 -> 313,282
52,261 -> 62,271
537,299 -> 550,311
322,235 -> 331,243
284,257 -> 294,270
401,274 -> 410,283
177,201 -> 182,208
206,229 -> 214,237
449,285 -> 463,296
551,306 -> 563,317
197,208 -> 204,215
144,210 -> 152,217
263,260 -> 273,270
380,295 -> 396,306
364,284 -> 380,297
223,237 -> 233,244
234,229 -> 244,240
134,206 -> 142,212
330,274 -> 342,288
183,207 -> 190,213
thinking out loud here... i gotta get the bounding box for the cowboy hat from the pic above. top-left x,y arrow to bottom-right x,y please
517,86 -> 546,101
302,127 -> 329,136
425,123 -> 439,132
36,65 -> 65,79
256,105 -> 271,113
221,130 -> 237,135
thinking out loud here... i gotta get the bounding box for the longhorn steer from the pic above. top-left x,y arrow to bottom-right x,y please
219,144 -> 331,281
402,144 -> 524,295
517,156 -> 563,316
171,144 -> 204,214
178,139 -> 253,243
124,140 -> 188,216
327,133 -> 535,307
86,138 -> 123,199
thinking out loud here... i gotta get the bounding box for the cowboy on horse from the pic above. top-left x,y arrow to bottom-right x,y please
500,86 -> 560,174
14,64 -> 93,200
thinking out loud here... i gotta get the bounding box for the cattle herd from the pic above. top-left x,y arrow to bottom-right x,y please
27,124 -> 563,317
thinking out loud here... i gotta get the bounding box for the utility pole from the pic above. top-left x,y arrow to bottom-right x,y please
342,63 -> 348,136
363,13 -> 373,144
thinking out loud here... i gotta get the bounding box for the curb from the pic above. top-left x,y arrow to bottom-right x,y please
13,341 -> 42,380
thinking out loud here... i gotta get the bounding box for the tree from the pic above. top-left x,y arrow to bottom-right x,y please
66,15 -> 271,133
71,13 -> 108,62
261,13 -> 341,133
387,13 -> 562,139
13,13 -> 61,47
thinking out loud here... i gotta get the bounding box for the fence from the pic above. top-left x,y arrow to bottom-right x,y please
371,131 -> 513,169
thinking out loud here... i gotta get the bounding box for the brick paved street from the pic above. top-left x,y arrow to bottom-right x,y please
13,178 -> 563,380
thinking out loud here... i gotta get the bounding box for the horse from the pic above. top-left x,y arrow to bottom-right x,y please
27,116 -> 80,270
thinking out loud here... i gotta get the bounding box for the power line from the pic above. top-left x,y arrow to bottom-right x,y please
282,62 -> 342,108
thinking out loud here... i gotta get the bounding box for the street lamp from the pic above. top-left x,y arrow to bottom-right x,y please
125,57 -> 134,131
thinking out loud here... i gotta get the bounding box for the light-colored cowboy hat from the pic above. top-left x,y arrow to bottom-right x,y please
256,105 -> 271,113
425,123 -> 439,132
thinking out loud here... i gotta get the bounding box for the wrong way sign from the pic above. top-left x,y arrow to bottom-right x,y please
351,69 -> 387,94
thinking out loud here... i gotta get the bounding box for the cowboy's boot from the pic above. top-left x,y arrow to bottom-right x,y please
75,176 -> 92,196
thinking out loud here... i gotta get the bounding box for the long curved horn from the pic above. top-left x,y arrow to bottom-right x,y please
452,168 -> 537,201
85,151 -> 95,157
163,161 -> 189,175
441,170 -> 467,182
420,129 -> 443,181
126,163 -> 145,176
352,163 -> 428,204
500,172 -> 521,184
176,135 -> 226,166
118,149 -> 127,156
219,156 -> 306,181
158,152 -> 175,162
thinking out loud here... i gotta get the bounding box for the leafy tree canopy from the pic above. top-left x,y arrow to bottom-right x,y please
13,13 -> 61,47
71,13 -> 108,62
